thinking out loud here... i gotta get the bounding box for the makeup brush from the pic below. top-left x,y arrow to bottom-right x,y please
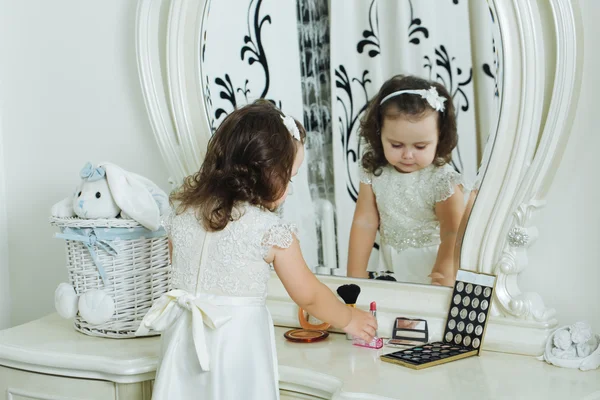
337,284 -> 361,305
336,284 -> 361,339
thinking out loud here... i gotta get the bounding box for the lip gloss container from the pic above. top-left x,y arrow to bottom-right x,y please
352,301 -> 383,349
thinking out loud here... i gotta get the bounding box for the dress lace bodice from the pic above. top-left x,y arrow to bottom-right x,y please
360,163 -> 463,252
162,204 -> 296,298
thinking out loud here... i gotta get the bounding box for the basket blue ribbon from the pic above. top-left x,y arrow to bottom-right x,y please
55,226 -> 167,286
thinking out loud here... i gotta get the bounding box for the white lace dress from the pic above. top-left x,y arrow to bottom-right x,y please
360,163 -> 464,284
136,204 -> 295,400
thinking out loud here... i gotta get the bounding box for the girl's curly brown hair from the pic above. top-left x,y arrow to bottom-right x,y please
360,74 -> 457,175
170,100 -> 306,231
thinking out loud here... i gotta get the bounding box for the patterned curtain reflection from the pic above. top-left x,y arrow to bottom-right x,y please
296,0 -> 339,271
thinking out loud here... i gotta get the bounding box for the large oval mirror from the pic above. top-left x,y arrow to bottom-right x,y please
199,0 -> 502,287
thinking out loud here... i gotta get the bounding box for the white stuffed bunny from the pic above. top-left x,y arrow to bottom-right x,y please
51,162 -> 171,326
51,161 -> 170,230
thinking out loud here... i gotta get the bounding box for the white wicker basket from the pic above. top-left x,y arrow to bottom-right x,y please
50,216 -> 171,338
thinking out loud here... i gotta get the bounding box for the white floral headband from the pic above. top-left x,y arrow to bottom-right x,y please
379,86 -> 446,112
281,115 -> 301,141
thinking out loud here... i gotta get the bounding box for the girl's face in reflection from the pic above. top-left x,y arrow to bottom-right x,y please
381,110 -> 439,173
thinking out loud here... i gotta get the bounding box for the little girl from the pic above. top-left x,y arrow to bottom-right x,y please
137,100 -> 377,399
347,75 -> 465,287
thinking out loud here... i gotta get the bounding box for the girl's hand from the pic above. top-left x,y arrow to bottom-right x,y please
341,307 -> 378,342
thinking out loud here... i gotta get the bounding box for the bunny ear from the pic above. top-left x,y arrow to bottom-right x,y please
126,172 -> 171,216
102,163 -> 160,231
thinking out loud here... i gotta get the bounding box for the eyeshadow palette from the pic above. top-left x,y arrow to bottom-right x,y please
380,341 -> 475,369
380,270 -> 496,370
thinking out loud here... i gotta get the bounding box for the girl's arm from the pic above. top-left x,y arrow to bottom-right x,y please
430,185 -> 465,286
347,182 -> 380,278
269,239 -> 378,342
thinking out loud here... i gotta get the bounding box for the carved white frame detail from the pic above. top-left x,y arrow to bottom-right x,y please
135,0 -> 211,185
135,0 -> 582,356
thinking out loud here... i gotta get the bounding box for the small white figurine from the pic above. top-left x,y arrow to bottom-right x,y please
539,321 -> 600,371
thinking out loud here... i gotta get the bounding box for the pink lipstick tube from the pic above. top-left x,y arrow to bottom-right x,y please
352,301 -> 383,349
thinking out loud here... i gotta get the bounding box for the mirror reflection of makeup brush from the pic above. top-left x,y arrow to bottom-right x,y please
336,284 -> 361,339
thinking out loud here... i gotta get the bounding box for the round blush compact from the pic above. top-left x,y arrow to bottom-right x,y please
284,329 -> 329,343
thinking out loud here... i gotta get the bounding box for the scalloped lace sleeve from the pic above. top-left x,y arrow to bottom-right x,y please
433,166 -> 464,203
261,222 -> 298,259
359,167 -> 373,185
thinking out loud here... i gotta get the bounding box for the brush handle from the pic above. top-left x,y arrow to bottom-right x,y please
298,308 -> 330,331
345,304 -> 356,340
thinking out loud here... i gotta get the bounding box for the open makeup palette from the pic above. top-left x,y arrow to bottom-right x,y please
380,270 -> 496,370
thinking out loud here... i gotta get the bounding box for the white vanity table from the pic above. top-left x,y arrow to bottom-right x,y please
0,313 -> 598,400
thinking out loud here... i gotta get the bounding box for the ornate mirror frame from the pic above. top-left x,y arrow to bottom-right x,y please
135,0 -> 582,355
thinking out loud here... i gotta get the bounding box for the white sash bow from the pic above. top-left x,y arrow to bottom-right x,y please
135,290 -> 233,371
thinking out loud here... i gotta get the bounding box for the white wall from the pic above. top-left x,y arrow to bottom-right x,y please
0,113 -> 10,330
522,0 -> 600,332
0,1 -> 170,327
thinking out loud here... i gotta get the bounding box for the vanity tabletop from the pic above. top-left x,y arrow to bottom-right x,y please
0,314 -> 599,399
0,314 -> 160,383
275,327 -> 600,399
